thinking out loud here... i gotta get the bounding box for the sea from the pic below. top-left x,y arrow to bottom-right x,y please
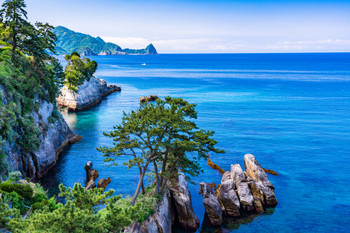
40,53 -> 350,233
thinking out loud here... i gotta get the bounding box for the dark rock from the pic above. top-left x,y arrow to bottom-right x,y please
84,161 -> 99,190
169,174 -> 200,231
140,95 -> 159,103
200,182 -> 223,226
97,177 -> 111,190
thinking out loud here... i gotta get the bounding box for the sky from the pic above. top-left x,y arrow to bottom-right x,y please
25,0 -> 350,53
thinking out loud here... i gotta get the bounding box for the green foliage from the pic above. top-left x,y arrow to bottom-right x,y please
98,96 -> 224,205
0,0 -> 28,53
52,26 -> 157,55
3,181 -> 161,232
0,1 -> 64,174
8,171 -> 22,182
63,52 -> 97,92
0,181 -> 33,200
0,193 -> 18,229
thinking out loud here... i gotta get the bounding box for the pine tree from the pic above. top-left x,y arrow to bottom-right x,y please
98,97 -> 224,205
0,0 -> 28,54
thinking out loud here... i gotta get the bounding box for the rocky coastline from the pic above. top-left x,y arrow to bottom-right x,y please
57,76 -> 121,112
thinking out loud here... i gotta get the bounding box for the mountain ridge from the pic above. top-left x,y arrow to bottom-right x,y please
53,26 -> 158,56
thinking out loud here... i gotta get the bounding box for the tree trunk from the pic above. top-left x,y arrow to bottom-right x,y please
131,160 -> 150,206
138,166 -> 146,195
153,161 -> 160,195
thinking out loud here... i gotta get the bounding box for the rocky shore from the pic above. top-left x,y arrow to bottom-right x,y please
57,76 -> 121,112
127,154 -> 277,232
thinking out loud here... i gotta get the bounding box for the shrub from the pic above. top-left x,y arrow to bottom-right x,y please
8,171 -> 22,182
0,182 -> 33,200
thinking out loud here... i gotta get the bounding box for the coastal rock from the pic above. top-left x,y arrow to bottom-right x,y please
0,87 -> 80,179
230,164 -> 255,212
216,171 -> 240,217
200,182 -> 223,226
57,76 -> 121,112
140,95 -> 158,103
97,177 -> 111,190
169,174 -> 200,231
84,161 -> 99,189
244,154 -> 277,206
125,190 -> 173,233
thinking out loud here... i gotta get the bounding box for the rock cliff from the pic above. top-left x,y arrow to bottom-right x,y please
1,86 -> 80,179
125,190 -> 174,233
126,174 -> 199,233
56,76 -> 121,112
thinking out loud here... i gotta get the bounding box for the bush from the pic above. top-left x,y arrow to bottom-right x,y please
8,171 -> 22,182
0,182 -> 33,200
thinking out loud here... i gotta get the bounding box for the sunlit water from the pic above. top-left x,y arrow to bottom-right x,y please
40,53 -> 350,232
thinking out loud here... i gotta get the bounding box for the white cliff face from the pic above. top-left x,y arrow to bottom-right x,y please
56,76 -> 121,112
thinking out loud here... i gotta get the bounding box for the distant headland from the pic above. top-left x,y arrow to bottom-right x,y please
53,26 -> 158,56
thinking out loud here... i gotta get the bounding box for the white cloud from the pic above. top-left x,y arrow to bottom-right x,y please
102,36 -> 350,53
102,37 -> 151,49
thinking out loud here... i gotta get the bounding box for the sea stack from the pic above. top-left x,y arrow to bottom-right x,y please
57,76 -> 121,112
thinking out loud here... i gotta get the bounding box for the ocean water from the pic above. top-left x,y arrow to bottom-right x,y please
40,53 -> 350,232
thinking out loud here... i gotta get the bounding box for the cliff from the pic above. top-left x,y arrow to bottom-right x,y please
0,85 -> 80,179
53,26 -> 158,56
125,174 -> 199,233
57,76 -> 121,112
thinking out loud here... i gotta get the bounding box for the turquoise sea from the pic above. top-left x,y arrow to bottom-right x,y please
40,53 -> 350,232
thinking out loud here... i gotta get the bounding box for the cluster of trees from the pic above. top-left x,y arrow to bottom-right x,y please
0,0 -> 64,175
64,51 -> 97,92
1,180 -> 158,232
0,0 -> 97,175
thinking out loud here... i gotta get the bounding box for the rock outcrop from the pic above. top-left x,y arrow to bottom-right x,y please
215,171 -> 240,217
125,190 -> 174,233
126,173 -> 200,232
244,154 -> 278,206
2,93 -> 81,179
230,164 -> 255,212
200,182 -> 223,226
57,76 -> 121,112
84,161 -> 111,190
140,95 -> 158,103
169,174 -> 200,231
200,154 -> 278,227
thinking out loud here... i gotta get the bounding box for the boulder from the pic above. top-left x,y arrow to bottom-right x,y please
244,154 -> 277,206
97,177 -> 111,190
140,95 -> 159,103
200,182 -> 223,226
230,164 -> 255,212
84,161 -> 99,190
57,76 -> 121,112
169,174 -> 200,231
216,171 -> 240,217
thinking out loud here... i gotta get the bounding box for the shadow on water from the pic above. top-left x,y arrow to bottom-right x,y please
174,207 -> 276,233
38,143 -> 75,197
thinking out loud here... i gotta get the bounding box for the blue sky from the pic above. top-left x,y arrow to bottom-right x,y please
26,0 -> 350,53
